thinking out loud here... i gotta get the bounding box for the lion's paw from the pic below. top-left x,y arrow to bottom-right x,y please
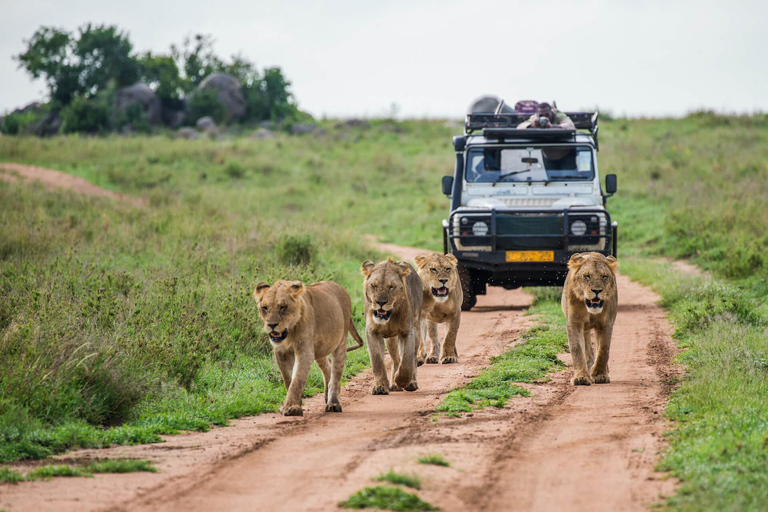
591,373 -> 611,384
325,402 -> 342,413
282,405 -> 304,416
404,381 -> 419,392
441,355 -> 459,364
417,357 -> 425,367
389,384 -> 403,392
371,385 -> 389,395
572,374 -> 593,386
425,356 -> 439,364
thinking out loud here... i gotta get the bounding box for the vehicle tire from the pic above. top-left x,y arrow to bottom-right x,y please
461,292 -> 477,311
458,265 -> 476,311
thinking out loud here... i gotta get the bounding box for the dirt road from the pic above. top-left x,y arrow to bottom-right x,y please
0,169 -> 678,511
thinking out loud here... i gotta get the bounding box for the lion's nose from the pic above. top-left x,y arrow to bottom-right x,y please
591,289 -> 602,298
439,279 -> 448,284
376,300 -> 387,307
268,323 -> 279,330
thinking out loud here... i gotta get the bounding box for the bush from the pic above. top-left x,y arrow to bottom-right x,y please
116,103 -> 152,134
277,234 -> 316,266
187,88 -> 226,125
60,95 -> 111,134
0,110 -> 46,135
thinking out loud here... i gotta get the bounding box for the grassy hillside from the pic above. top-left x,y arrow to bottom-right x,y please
2,114 -> 768,509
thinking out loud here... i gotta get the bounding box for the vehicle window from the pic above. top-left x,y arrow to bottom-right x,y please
466,146 -> 594,183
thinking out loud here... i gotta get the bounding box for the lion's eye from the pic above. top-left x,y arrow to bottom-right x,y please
602,275 -> 609,282
389,285 -> 394,291
279,305 -> 287,312
584,274 -> 591,280
430,268 -> 437,273
371,285 -> 377,291
261,306 -> 268,312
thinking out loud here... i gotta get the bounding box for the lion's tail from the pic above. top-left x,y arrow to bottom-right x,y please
346,318 -> 365,352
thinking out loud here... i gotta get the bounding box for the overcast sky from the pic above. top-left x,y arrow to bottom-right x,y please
1,0 -> 766,118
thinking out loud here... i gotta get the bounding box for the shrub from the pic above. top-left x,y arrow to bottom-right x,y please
187,88 -> 226,125
60,95 -> 111,134
276,234 -> 316,266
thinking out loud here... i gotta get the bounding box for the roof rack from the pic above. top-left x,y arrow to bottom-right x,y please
464,111 -> 600,149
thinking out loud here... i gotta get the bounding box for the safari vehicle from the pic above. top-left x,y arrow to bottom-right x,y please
441,101 -> 617,310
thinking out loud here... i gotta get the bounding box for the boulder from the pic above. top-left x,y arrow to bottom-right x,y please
290,123 -> 316,135
175,127 -> 199,140
334,118 -> 371,130
33,111 -> 61,136
250,128 -> 274,139
116,83 -> 163,125
198,73 -> 246,121
195,116 -> 219,138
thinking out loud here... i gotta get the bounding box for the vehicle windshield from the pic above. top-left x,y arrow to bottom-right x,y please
465,146 -> 594,183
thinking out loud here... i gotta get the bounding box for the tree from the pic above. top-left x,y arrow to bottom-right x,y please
137,52 -> 184,107
171,34 -> 224,93
16,24 -> 138,106
245,67 -> 298,121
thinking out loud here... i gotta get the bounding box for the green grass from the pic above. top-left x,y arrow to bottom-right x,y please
0,458 -> 156,483
87,458 -> 157,473
417,454 -> 450,467
26,464 -> 93,479
2,115 -> 768,508
436,289 -> 566,413
0,467 -> 26,483
373,469 -> 421,489
340,486 -> 438,511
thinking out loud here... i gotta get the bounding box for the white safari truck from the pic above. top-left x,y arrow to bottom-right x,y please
441,101 -> 617,310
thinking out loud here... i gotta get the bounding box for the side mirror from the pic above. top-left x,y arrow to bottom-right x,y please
605,174 -> 617,195
442,176 -> 454,196
452,136 -> 466,152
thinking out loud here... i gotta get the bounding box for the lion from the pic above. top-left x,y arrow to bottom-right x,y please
253,280 -> 364,416
361,258 -> 423,395
561,252 -> 619,386
414,252 -> 462,365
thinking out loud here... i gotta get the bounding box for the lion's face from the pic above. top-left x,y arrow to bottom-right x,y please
361,258 -> 411,324
567,253 -> 618,315
253,280 -> 305,343
415,253 -> 459,303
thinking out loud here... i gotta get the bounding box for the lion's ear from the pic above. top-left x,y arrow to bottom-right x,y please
361,260 -> 375,277
288,281 -> 305,297
254,282 -> 271,302
414,255 -> 428,269
568,253 -> 586,271
444,253 -> 458,266
605,255 -> 619,273
396,261 -> 412,277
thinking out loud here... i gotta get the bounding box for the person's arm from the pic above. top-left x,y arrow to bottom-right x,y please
517,113 -> 538,129
553,113 -> 575,130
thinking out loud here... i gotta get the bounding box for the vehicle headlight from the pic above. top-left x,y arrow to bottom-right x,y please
570,220 -> 587,236
472,221 -> 489,236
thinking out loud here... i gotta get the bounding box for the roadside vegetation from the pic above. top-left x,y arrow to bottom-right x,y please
2,113 -> 768,509
340,486 -> 438,511
0,459 -> 155,483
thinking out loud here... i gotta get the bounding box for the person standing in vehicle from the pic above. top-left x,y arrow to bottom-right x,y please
517,102 -> 576,130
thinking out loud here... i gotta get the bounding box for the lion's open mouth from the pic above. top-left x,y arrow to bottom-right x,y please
269,330 -> 288,342
373,309 -> 392,321
432,286 -> 449,297
585,298 -> 605,309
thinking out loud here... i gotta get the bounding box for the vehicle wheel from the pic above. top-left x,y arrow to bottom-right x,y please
458,265 -> 476,311
461,292 -> 477,311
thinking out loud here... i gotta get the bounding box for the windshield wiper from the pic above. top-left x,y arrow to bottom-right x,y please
492,169 -> 532,186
